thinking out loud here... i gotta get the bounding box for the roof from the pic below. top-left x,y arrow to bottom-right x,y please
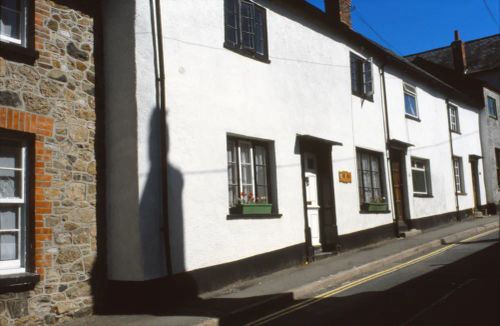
405,34 -> 500,74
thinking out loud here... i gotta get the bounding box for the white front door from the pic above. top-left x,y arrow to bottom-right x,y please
304,153 -> 321,247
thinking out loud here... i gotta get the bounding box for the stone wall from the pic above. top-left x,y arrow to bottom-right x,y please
0,0 -> 96,324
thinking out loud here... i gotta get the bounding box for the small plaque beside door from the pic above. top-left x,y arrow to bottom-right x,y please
339,171 -> 352,183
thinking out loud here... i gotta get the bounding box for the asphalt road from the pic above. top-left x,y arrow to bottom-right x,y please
243,231 -> 500,326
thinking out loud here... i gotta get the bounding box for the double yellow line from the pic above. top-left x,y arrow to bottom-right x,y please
245,229 -> 497,326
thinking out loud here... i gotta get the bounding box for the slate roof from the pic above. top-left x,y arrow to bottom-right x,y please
405,34 -> 500,74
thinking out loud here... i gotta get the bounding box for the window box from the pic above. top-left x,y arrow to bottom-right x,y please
231,203 -> 272,215
361,202 -> 388,212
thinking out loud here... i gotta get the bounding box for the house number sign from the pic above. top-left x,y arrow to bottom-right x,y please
339,171 -> 352,183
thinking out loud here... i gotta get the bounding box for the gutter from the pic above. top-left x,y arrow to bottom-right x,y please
150,0 -> 172,275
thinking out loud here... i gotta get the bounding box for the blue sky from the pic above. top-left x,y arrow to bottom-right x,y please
306,0 -> 500,56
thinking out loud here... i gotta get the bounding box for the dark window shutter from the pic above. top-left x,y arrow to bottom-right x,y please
350,55 -> 360,95
254,5 -> 266,56
363,60 -> 373,97
240,1 -> 255,50
224,0 -> 239,48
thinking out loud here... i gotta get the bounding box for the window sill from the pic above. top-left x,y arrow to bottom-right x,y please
0,42 -> 39,65
359,210 -> 391,214
223,43 -> 270,64
456,192 -> 467,196
0,272 -> 40,290
405,114 -> 421,122
488,115 -> 498,120
352,93 -> 374,102
450,130 -> 461,135
413,193 -> 434,198
227,213 -> 282,220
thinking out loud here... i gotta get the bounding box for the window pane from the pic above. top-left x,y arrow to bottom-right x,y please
254,146 -> 267,166
255,165 -> 267,186
364,188 -> 373,203
404,93 -> 417,116
363,171 -> 372,189
488,97 -> 497,117
227,164 -> 237,185
412,170 -> 427,193
363,61 -> 373,95
372,171 -> 381,189
0,142 -> 22,169
0,169 -> 21,198
370,156 -> 379,173
242,185 -> 253,197
0,5 -> 21,41
256,185 -> 268,203
0,208 -> 17,229
240,1 -> 255,50
0,233 -> 17,261
241,164 -> 252,185
361,153 -> 370,171
239,142 -> 251,164
228,185 -> 239,207
224,0 -> 239,46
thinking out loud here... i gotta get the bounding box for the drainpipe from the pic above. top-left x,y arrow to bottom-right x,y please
446,99 -> 460,221
150,0 -> 172,274
379,63 -> 397,232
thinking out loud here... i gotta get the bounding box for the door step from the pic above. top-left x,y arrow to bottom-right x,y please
313,249 -> 335,261
399,228 -> 422,238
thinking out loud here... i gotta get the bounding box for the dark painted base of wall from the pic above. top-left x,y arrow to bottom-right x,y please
104,243 -> 305,314
410,208 -> 473,230
337,223 -> 395,252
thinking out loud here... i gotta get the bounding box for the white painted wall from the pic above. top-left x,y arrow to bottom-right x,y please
384,67 -> 485,220
103,0 -> 487,280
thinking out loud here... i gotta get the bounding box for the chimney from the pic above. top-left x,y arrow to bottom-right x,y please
451,30 -> 467,74
324,0 -> 352,28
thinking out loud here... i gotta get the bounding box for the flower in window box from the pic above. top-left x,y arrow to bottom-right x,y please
234,192 -> 272,214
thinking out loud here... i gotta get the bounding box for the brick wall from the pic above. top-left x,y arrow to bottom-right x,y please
0,0 -> 96,324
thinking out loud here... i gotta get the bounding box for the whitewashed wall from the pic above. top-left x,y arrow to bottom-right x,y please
384,67 -> 485,221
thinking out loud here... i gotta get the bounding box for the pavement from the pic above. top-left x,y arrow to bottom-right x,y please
65,215 -> 499,326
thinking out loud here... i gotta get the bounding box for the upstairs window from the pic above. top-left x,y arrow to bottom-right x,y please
224,0 -> 269,62
227,137 -> 274,214
487,96 -> 498,119
350,53 -> 373,101
404,83 -> 418,118
448,104 -> 460,133
411,158 -> 432,196
0,0 -> 27,46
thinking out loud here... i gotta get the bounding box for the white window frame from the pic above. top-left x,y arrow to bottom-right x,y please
448,104 -> 460,133
0,0 -> 28,46
403,83 -> 419,118
453,156 -> 464,194
0,142 -> 26,274
411,158 -> 431,195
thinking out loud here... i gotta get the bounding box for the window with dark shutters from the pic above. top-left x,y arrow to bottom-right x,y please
224,0 -> 269,62
350,53 -> 373,100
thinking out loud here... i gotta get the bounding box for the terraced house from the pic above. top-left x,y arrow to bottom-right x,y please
102,0 -> 490,311
0,0 -> 98,324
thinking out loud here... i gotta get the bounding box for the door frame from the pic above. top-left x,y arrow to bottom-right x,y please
388,140 -> 413,235
297,135 -> 342,260
469,155 -> 482,209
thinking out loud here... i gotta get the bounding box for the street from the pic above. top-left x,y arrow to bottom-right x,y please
241,231 -> 500,326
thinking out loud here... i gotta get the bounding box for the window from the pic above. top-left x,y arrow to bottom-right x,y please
227,137 -> 273,213
404,83 -> 418,118
453,156 -> 465,194
496,148 -> 500,188
411,158 -> 432,196
224,0 -> 268,62
350,53 -> 373,100
0,135 -> 29,275
357,149 -> 385,208
448,104 -> 460,133
487,96 -> 498,119
0,0 -> 27,46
